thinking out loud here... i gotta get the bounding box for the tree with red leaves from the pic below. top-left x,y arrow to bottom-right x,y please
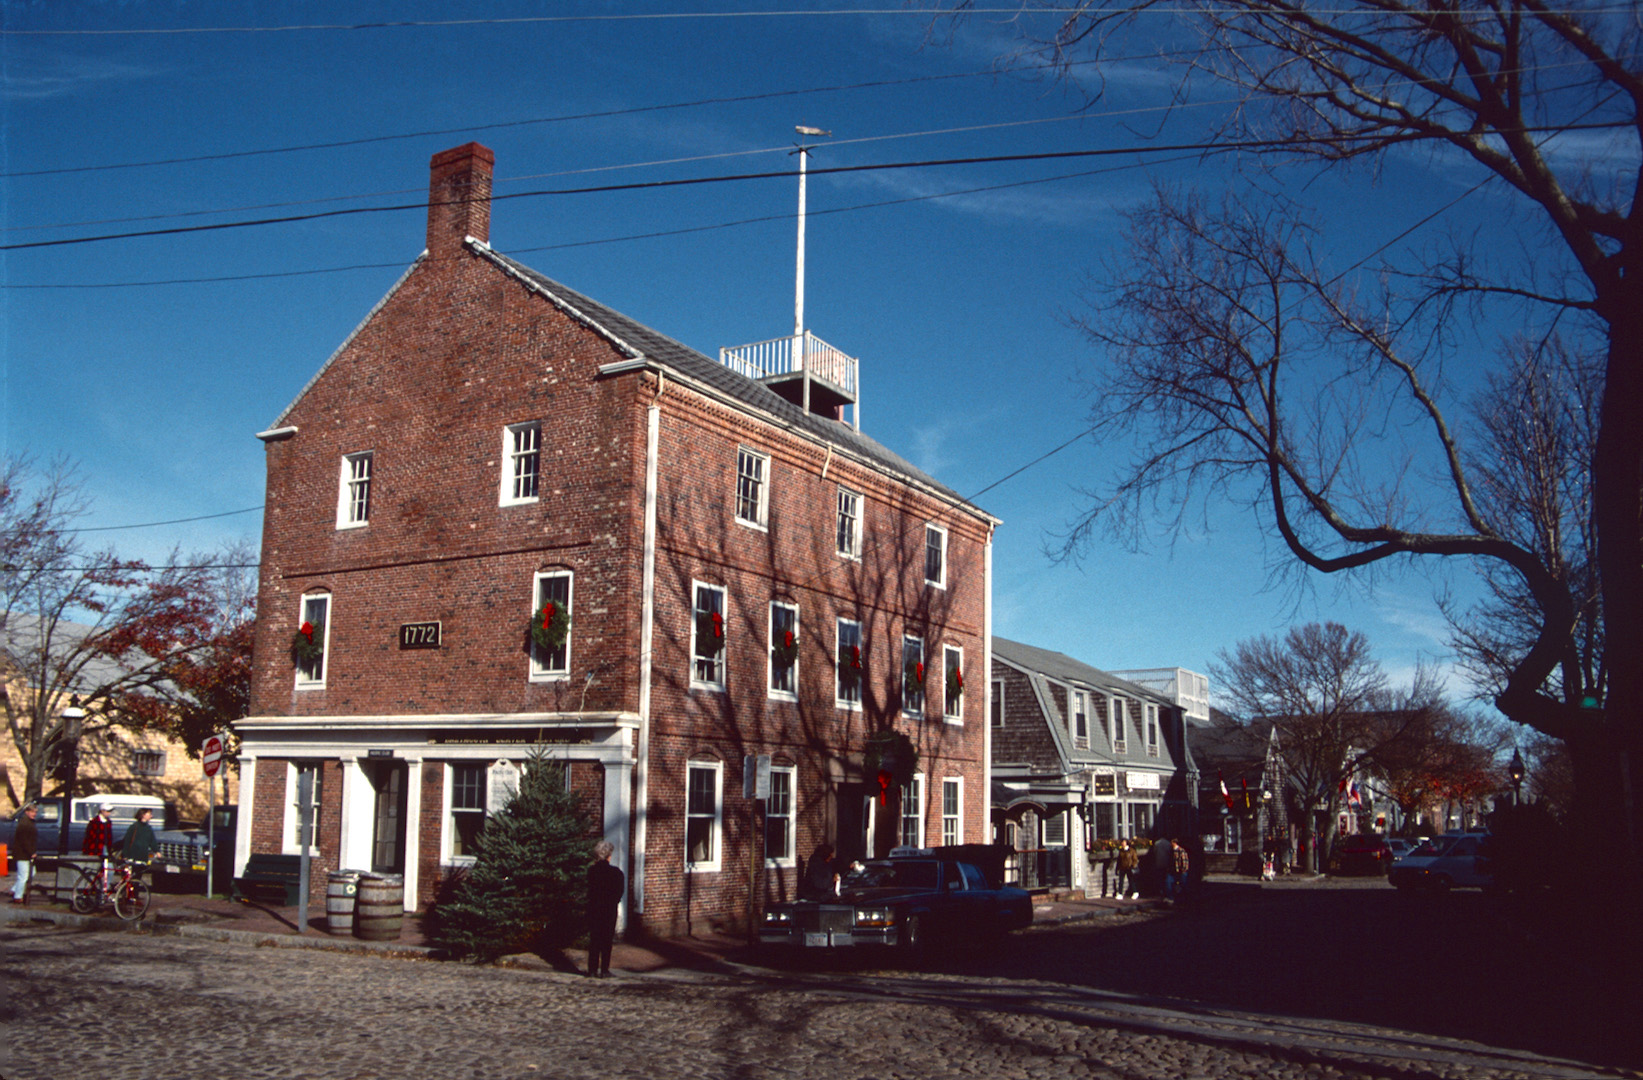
0,457 -> 254,806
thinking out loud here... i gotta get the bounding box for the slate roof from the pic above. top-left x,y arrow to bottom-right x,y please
479,245 -> 993,521
992,635 -> 1185,774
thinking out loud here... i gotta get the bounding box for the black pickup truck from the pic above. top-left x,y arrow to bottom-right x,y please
760,850 -> 1033,953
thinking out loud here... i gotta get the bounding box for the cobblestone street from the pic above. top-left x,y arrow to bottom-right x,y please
2,879 -> 1636,1080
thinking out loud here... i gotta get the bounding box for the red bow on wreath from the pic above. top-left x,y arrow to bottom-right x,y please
541,602 -> 556,630
711,611 -> 724,639
850,645 -> 862,669
299,621 -> 315,641
954,670 -> 964,690
783,630 -> 795,649
877,769 -> 893,806
914,662 -> 924,685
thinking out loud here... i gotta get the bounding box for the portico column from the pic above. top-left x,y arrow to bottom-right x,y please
603,757 -> 634,933
337,757 -> 362,869
233,756 -> 257,877
402,756 -> 423,911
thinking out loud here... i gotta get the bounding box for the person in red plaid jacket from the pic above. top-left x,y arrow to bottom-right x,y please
82,804 -> 115,861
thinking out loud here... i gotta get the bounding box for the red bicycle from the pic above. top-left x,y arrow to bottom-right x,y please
69,858 -> 151,921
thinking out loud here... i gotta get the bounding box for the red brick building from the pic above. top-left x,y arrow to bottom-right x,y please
235,143 -> 996,935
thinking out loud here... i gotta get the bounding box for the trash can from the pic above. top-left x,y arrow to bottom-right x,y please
325,870 -> 363,934
354,873 -> 404,941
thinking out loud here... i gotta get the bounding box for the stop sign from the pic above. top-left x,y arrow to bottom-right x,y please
201,734 -> 225,778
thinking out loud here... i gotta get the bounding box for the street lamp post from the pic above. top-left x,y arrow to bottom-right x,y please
53,695 -> 86,861
1508,748 -> 1526,806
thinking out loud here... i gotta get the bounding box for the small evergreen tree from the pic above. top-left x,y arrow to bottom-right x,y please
430,748 -> 596,962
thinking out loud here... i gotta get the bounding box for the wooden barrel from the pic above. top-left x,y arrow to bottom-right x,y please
353,873 -> 404,941
325,871 -> 361,934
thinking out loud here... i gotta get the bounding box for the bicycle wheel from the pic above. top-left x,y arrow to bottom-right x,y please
113,877 -> 151,921
70,867 -> 103,914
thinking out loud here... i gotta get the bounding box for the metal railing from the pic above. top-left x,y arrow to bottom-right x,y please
720,331 -> 858,397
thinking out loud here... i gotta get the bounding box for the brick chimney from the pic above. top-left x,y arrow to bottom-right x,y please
427,142 -> 495,258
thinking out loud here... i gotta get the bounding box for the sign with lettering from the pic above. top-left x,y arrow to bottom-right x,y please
399,621 -> 442,650
488,759 -> 521,810
1091,773 -> 1116,798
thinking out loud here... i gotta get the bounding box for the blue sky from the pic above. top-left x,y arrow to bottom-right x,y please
2,2 -> 1575,709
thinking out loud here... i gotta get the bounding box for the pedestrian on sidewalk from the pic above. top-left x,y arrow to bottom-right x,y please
800,843 -> 839,901
121,807 -> 159,875
10,802 -> 38,904
585,840 -> 624,978
83,804 -> 114,865
1164,838 -> 1190,902
1115,840 -> 1139,900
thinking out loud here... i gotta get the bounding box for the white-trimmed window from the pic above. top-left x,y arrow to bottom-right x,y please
836,618 -> 863,708
941,777 -> 963,847
768,601 -> 798,699
691,582 -> 727,689
500,422 -> 541,505
284,761 -> 325,855
901,636 -> 925,716
1044,810 -> 1068,847
1072,689 -> 1090,749
1146,704 -> 1160,757
132,750 -> 166,777
764,765 -> 796,867
295,592 -> 332,688
529,570 -> 573,678
943,644 -> 964,721
735,447 -> 769,528
446,763 -> 488,862
900,773 -> 926,848
336,451 -> 372,529
836,487 -> 862,558
990,679 -> 1004,728
924,523 -> 947,588
686,761 -> 723,872
1109,696 -> 1128,753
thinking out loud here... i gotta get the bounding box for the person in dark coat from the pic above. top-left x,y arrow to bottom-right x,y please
800,843 -> 839,901
585,840 -> 624,978
11,802 -> 38,904
121,808 -> 159,869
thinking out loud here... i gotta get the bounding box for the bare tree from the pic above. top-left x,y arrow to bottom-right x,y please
933,0 -> 1642,885
1214,622 -> 1444,869
0,457 -> 253,805
1447,337 -> 1604,715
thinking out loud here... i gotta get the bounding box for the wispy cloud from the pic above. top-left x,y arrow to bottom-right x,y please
2,52 -> 165,101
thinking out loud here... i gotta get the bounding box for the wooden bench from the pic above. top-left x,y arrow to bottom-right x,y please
231,853 -> 304,906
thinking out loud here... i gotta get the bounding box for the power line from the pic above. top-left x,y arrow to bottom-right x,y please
7,152 -> 1202,289
3,7 -> 1629,36
74,507 -> 264,533
4,122 -> 1624,255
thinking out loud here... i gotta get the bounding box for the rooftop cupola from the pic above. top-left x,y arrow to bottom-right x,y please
719,126 -> 860,430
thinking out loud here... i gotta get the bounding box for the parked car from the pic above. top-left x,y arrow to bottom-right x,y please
1329,833 -> 1394,876
760,851 -> 1033,954
1388,832 -> 1493,890
1385,838 -> 1417,861
153,805 -> 237,884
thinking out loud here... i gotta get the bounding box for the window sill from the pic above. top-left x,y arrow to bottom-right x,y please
686,863 -> 721,874
835,699 -> 863,712
943,715 -> 964,726
734,517 -> 769,533
335,520 -> 369,532
529,671 -> 571,684
767,689 -> 798,703
499,497 -> 540,508
294,681 -> 327,692
690,681 -> 728,694
764,858 -> 797,870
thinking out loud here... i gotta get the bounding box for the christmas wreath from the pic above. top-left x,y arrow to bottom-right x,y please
530,601 -> 571,651
863,729 -> 919,791
946,664 -> 963,702
771,626 -> 798,666
904,658 -> 925,692
290,621 -> 325,666
696,609 -> 725,649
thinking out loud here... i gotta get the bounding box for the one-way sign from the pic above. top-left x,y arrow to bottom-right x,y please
201,734 -> 225,778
